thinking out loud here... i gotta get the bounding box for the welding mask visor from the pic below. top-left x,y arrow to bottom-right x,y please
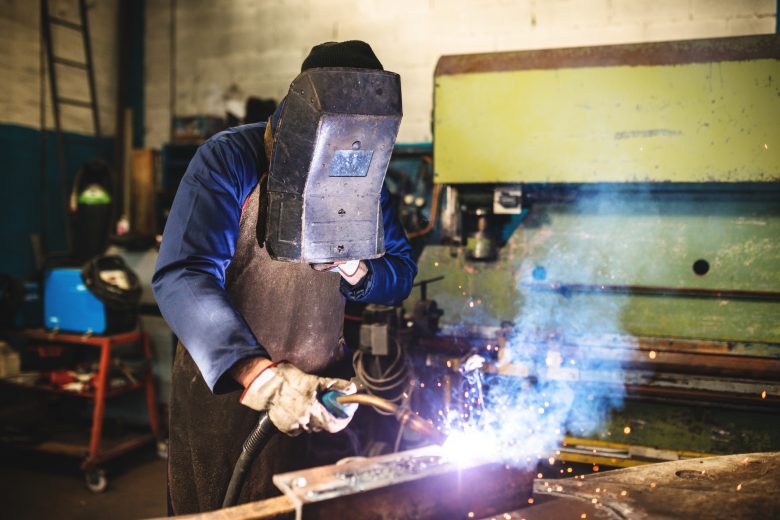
264,67 -> 402,264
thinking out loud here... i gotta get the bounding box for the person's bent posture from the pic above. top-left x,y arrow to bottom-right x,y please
152,41 -> 416,514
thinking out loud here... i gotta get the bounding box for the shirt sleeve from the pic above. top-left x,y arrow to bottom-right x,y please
340,185 -> 418,305
152,137 -> 269,393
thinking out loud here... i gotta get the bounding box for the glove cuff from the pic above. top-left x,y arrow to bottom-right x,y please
239,360 -> 286,407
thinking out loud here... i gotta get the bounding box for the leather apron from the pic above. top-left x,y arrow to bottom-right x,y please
168,182 -> 354,514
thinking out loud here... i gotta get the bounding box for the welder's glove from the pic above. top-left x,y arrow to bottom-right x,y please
240,362 -> 357,436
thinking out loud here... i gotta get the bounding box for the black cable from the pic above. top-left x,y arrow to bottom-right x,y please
222,412 -> 277,508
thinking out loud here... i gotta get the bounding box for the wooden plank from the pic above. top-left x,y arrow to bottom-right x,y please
131,149 -> 158,236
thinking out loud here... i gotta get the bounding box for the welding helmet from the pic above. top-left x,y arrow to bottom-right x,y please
263,41 -> 402,263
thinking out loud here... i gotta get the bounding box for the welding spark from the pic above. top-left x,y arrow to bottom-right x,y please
737,483 -> 743,491
623,426 -> 631,434
648,350 -> 657,359
761,390 -> 767,399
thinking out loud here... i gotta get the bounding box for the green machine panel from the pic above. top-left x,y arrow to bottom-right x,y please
416,188 -> 780,343
434,35 -> 780,184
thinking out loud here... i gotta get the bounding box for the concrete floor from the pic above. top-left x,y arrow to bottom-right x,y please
0,447 -> 167,520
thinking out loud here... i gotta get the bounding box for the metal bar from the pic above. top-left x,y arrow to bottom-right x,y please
48,15 -> 82,31
79,0 -> 101,149
83,433 -> 156,469
524,281 -> 780,302
52,56 -> 87,69
86,336 -> 111,467
142,332 -> 161,437
273,446 -> 534,519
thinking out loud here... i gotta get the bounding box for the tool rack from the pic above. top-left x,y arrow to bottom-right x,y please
5,328 -> 160,492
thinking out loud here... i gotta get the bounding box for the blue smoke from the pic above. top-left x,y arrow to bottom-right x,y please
441,187 -> 643,467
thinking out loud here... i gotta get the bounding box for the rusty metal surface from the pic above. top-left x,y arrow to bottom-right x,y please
481,495 -> 617,520
436,34 -> 780,76
534,452 -> 780,519
273,446 -> 533,519
169,496 -> 295,520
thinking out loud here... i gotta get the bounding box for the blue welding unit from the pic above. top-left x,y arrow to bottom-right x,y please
44,268 -> 107,334
43,256 -> 141,335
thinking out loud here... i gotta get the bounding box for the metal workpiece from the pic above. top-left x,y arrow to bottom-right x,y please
273,446 -> 533,519
533,452 -> 780,519
433,34 -> 780,184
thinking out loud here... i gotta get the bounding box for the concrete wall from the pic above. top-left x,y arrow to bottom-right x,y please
1,0 -> 120,135
144,0 -> 777,148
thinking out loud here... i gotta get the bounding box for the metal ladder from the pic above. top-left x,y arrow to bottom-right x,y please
40,0 -> 101,256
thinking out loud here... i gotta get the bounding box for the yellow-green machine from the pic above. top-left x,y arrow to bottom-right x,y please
415,34 -> 780,465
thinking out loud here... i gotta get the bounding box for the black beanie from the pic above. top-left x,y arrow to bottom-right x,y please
301,40 -> 383,71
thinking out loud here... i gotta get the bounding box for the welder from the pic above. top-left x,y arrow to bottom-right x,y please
152,41 -> 416,514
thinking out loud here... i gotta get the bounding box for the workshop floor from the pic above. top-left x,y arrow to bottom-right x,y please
0,447 -> 167,520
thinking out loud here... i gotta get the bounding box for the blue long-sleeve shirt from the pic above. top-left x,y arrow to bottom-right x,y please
152,123 -> 417,392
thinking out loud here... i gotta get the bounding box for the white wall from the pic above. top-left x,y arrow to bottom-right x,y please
0,0 -> 119,136
144,0 -> 777,148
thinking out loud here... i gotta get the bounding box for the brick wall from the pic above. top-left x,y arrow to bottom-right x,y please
145,0 -> 776,147
0,0 -> 119,136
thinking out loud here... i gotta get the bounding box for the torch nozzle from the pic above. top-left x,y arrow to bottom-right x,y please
334,393 -> 447,445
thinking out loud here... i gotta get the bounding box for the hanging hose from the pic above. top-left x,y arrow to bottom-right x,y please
352,337 -> 409,414
222,412 -> 277,508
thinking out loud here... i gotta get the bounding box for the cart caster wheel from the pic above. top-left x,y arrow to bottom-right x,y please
85,468 -> 107,493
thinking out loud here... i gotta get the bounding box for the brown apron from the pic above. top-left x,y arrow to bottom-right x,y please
168,183 -> 355,514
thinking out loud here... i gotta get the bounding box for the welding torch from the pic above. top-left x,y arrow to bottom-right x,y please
324,391 -> 447,444
222,390 -> 446,508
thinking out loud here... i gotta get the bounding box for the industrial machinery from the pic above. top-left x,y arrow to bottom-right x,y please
418,33 -> 780,464
177,34 -> 780,519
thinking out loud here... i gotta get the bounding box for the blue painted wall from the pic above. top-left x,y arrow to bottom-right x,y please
0,123 -> 114,280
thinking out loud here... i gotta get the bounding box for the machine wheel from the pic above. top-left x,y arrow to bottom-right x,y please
85,468 -> 107,493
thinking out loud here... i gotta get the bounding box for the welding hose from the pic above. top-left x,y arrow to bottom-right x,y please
222,392 -> 444,509
222,412 -> 277,508
222,390 -> 354,509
